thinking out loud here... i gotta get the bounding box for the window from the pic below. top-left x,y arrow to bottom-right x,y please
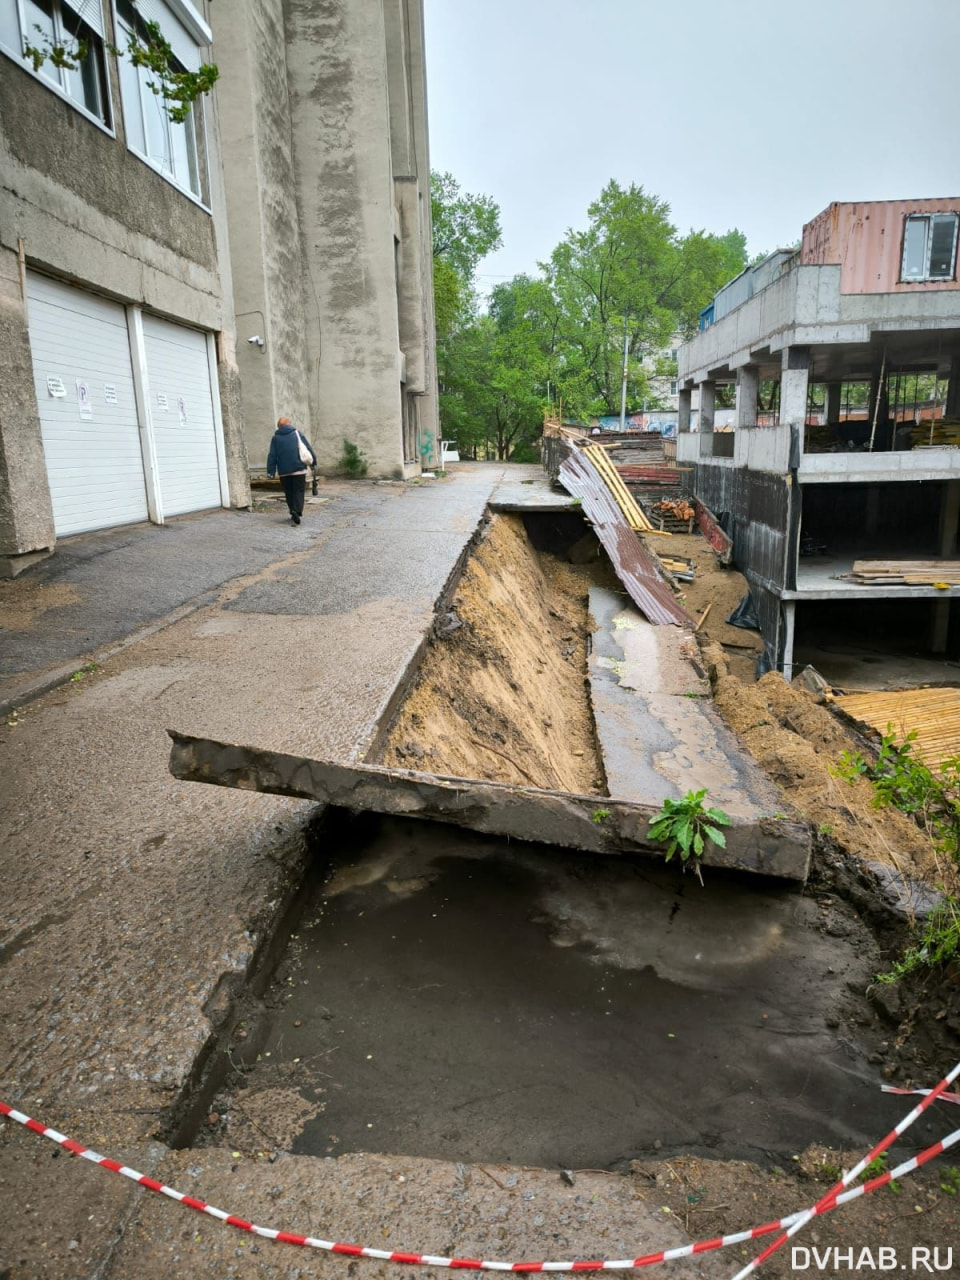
669,380 -> 678,397
0,0 -> 110,125
115,0 -> 203,200
901,213 -> 958,282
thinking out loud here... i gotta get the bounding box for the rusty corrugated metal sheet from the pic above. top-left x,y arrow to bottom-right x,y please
559,450 -> 690,627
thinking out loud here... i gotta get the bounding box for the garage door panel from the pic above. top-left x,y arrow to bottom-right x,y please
27,275 -> 148,537
143,316 -> 222,517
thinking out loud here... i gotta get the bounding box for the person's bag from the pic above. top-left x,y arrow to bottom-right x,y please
294,430 -> 312,466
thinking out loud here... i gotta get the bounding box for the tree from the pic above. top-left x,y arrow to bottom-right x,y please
431,172 -> 503,283
540,181 -> 747,418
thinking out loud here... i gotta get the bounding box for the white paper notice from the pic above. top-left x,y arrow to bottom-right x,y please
157,393 -> 169,411
76,379 -> 93,420
104,384 -> 118,404
47,376 -> 66,398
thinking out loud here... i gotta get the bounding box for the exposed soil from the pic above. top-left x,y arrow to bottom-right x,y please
380,513 -> 607,794
648,530 -> 765,684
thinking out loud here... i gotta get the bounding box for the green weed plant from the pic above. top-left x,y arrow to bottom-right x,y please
648,789 -> 731,883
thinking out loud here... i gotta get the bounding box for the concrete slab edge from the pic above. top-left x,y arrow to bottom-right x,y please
168,731 -> 813,881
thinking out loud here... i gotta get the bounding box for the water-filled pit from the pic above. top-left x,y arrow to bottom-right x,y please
198,811 -> 936,1169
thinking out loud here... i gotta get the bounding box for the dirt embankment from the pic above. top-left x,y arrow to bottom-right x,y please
380,513 -> 605,795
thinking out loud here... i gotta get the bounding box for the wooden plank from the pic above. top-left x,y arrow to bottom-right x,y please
167,731 -> 812,881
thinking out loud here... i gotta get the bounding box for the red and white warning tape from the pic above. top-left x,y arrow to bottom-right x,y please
1,1088 -> 957,1273
728,1059 -> 960,1280
882,1085 -> 960,1106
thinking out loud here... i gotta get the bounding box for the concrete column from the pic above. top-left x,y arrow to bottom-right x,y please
678,387 -> 692,433
780,346 -> 810,427
0,245 -> 56,572
930,601 -> 951,654
781,601 -> 796,681
946,354 -> 960,419
735,365 -> 758,428
939,480 -> 960,556
824,381 -> 842,424
698,380 -> 716,433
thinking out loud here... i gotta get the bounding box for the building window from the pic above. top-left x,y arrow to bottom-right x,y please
115,0 -> 204,201
0,0 -> 111,126
669,380 -> 678,397
901,213 -> 958,282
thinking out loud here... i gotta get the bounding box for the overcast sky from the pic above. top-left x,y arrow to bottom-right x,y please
423,0 -> 959,292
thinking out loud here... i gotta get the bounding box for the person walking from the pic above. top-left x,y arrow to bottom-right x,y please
266,416 -> 317,525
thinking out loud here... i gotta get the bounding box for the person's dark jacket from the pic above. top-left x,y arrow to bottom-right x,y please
267,424 -> 317,477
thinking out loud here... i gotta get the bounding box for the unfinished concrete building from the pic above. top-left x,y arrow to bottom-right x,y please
677,198 -> 960,677
214,0 -> 439,480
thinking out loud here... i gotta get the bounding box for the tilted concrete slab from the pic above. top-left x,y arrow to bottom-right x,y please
168,730 -> 811,880
587,588 -> 790,823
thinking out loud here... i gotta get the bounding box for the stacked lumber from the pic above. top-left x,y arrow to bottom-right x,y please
842,560 -> 960,586
580,443 -> 670,536
617,466 -> 684,486
836,687 -> 960,769
911,418 -> 960,449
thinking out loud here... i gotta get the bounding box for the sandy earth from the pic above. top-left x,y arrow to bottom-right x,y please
381,514 -> 607,794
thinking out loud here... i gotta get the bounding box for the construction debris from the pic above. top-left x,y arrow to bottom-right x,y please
580,443 -> 665,534
558,450 -> 690,626
839,559 -> 960,586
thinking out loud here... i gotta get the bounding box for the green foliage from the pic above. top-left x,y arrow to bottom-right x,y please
591,808 -> 611,825
940,1166 -> 960,1195
648,789 -> 731,873
834,729 -> 960,860
875,897 -> 960,985
537,181 -> 748,419
338,440 -> 368,478
431,172 -> 503,281
109,21 -> 219,124
23,20 -> 217,123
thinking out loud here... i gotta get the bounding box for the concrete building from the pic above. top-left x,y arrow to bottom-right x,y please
676,198 -> 960,677
214,0 -> 438,480
0,0 -> 439,576
0,0 -> 250,576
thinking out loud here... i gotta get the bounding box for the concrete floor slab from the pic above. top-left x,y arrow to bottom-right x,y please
588,588 -> 788,822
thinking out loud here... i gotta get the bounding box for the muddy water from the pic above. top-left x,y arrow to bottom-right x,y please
223,814 -> 939,1169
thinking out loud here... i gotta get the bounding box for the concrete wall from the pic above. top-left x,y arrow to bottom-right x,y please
216,0 -> 437,479
679,261 -> 960,387
212,0 -> 311,471
281,0 -> 410,478
802,199 -> 960,295
0,6 -> 250,563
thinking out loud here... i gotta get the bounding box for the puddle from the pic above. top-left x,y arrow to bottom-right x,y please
204,812 -> 938,1169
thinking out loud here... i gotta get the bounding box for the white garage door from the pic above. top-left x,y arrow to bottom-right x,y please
142,314 -> 222,516
27,274 -> 149,537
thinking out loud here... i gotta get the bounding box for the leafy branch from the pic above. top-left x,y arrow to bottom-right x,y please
23,19 -> 218,123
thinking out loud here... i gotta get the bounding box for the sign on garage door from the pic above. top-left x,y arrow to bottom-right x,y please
27,274 -> 149,537
142,315 -> 223,517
